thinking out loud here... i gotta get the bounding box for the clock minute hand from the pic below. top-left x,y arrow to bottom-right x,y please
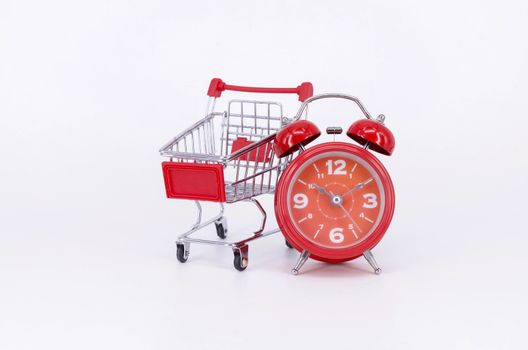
341,178 -> 373,197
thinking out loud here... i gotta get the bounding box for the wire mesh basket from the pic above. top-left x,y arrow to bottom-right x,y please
160,82 -> 312,203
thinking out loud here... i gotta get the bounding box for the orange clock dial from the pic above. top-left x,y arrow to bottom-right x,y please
286,151 -> 385,249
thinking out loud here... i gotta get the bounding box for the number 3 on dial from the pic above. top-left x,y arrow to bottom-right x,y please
363,193 -> 377,208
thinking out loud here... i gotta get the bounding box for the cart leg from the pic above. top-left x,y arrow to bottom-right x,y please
180,201 -> 225,239
363,250 -> 382,274
233,244 -> 249,271
248,198 -> 266,234
191,201 -> 202,229
291,250 -> 310,275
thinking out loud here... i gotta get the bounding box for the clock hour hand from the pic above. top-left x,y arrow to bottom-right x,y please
309,183 -> 333,198
340,178 -> 373,197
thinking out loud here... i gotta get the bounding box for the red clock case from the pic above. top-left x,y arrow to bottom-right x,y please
274,142 -> 395,263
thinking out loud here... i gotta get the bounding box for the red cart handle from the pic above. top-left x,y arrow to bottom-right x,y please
207,78 -> 313,102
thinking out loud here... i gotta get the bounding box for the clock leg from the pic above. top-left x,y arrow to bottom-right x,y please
291,250 -> 310,275
363,250 -> 382,274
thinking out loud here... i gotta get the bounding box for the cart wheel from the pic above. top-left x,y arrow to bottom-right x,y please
233,245 -> 248,271
215,217 -> 227,239
233,252 -> 247,271
285,239 -> 293,249
176,243 -> 189,263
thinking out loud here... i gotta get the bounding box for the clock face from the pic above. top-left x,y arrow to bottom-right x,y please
286,151 -> 385,249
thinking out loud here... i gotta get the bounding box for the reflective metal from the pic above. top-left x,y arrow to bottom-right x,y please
292,250 -> 311,275
161,95 -> 304,268
293,93 -> 374,121
363,250 -> 382,274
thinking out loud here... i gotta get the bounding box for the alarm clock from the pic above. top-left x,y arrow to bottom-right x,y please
273,94 -> 395,275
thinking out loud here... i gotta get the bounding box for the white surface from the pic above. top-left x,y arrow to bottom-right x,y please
1,0 -> 527,349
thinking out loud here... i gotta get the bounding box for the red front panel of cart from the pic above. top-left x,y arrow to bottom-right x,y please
162,162 -> 226,202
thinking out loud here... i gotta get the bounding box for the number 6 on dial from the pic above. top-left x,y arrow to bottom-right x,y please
329,227 -> 344,243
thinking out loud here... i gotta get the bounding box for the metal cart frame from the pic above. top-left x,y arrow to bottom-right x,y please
159,78 -> 313,270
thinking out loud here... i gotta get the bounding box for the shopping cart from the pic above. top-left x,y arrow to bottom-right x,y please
159,78 -> 313,271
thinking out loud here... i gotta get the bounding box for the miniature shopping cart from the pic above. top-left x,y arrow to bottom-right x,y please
159,78 -> 313,271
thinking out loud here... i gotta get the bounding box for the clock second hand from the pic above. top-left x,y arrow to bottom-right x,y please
310,184 -> 363,236
336,201 -> 362,238
309,183 -> 363,238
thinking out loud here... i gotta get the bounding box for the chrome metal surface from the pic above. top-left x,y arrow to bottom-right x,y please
178,202 -> 224,240
293,93 -> 374,121
331,195 -> 343,206
363,250 -> 382,274
174,197 -> 280,266
180,228 -> 280,248
222,100 -> 282,156
161,91 -> 305,269
159,98 -> 291,203
292,250 -> 310,275
250,198 -> 266,234
326,126 -> 343,134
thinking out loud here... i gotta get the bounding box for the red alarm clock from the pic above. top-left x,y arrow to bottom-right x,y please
273,94 -> 395,275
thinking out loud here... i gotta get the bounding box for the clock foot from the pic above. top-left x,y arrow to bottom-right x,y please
363,250 -> 382,274
291,250 -> 310,275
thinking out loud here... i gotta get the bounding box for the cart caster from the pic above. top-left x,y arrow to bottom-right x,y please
233,245 -> 249,271
285,239 -> 293,249
176,242 -> 189,263
215,217 -> 228,239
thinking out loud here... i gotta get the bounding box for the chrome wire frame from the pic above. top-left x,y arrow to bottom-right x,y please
160,97 -> 298,266
292,93 -> 374,121
159,98 -> 292,203
175,198 -> 280,250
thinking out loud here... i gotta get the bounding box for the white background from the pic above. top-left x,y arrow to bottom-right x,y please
1,0 -> 527,349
